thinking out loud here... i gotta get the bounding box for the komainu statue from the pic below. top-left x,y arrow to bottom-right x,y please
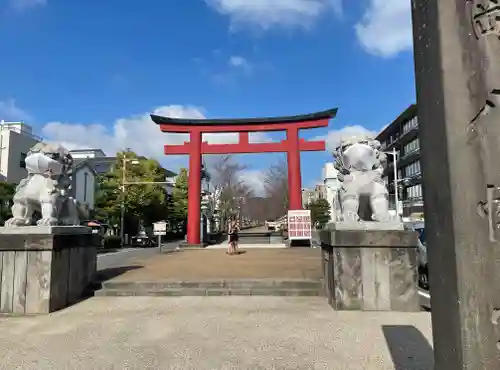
333,134 -> 394,223
5,143 -> 89,227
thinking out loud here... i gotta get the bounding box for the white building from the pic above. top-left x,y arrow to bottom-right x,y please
0,121 -> 41,184
323,162 -> 341,222
70,149 -> 107,159
70,160 -> 97,210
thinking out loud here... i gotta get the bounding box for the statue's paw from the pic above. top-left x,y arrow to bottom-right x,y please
4,218 -> 29,227
37,217 -> 59,226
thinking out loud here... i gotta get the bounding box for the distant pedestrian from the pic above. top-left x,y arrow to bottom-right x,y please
227,218 -> 240,255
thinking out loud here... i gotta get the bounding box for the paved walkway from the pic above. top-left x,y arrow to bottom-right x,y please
0,296 -> 434,369
107,248 -> 322,281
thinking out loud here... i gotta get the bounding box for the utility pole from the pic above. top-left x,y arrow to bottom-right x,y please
383,149 -> 399,216
120,154 -> 138,248
119,153 -> 172,248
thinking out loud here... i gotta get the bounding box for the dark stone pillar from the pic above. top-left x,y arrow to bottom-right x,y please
320,230 -> 419,312
0,226 -> 97,315
412,0 -> 500,367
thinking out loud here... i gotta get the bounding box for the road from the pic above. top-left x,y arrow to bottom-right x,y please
240,225 -> 270,233
97,241 -> 180,272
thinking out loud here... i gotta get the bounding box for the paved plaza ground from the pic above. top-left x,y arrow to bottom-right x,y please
0,296 -> 433,370
108,248 -> 322,281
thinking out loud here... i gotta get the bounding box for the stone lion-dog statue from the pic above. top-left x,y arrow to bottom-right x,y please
333,134 -> 392,223
5,142 -> 89,227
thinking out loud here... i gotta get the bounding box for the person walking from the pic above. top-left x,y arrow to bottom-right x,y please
227,218 -> 240,255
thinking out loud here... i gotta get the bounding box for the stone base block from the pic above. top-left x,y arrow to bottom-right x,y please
328,221 -> 404,231
320,230 -> 419,312
0,226 -> 97,315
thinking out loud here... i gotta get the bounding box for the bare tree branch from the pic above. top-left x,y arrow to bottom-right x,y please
263,158 -> 289,220
208,155 -> 251,228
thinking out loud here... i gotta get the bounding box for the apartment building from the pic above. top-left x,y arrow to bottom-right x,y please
0,121 -> 41,184
375,104 -> 423,217
301,185 -> 326,207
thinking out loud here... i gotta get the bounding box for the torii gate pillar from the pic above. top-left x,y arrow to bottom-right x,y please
287,127 -> 303,210
152,108 -> 337,246
187,130 -> 202,245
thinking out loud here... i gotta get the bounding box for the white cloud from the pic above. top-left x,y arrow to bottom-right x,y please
355,0 -> 413,58
330,0 -> 343,17
205,0 -> 339,30
239,169 -> 266,196
229,56 -> 249,68
10,0 -> 46,11
318,125 -> 378,152
41,105 -> 270,169
0,99 -> 32,121
228,55 -> 252,75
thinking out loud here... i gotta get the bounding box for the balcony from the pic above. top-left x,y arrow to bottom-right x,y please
407,172 -> 422,181
401,148 -> 420,161
402,196 -> 424,207
401,123 -> 419,138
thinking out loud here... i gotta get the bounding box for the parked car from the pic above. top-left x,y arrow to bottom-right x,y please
404,221 -> 428,289
130,232 -> 157,248
415,227 -> 428,289
82,220 -> 109,249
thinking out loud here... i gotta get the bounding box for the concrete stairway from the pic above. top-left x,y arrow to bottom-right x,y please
95,279 -> 324,297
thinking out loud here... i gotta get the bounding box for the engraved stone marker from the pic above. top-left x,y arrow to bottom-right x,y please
412,0 -> 500,367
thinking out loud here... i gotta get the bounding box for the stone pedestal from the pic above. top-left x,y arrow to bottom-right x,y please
320,229 -> 419,312
0,226 -> 97,315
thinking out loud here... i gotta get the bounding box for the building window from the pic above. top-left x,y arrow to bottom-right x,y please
403,138 -> 420,155
407,184 -> 423,199
20,153 -> 27,168
404,160 -> 421,177
83,172 -> 88,202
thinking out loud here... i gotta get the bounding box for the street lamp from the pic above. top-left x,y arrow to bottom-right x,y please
383,148 -> 400,216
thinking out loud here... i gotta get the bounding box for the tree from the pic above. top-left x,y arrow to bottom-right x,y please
307,198 -> 331,229
94,150 -> 174,230
263,158 -> 289,220
209,155 -> 252,229
172,168 -> 188,221
0,182 -> 15,225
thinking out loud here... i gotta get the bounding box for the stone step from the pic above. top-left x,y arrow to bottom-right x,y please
95,288 -> 324,297
101,279 -> 323,291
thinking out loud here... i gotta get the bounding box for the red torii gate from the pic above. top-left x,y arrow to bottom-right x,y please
151,108 -> 337,246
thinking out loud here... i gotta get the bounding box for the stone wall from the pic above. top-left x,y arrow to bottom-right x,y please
0,226 -> 97,314
320,229 -> 419,312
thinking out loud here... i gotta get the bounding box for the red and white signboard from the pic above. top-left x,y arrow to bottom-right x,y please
287,210 -> 312,241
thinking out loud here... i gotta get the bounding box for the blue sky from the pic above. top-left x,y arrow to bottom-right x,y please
0,0 -> 414,193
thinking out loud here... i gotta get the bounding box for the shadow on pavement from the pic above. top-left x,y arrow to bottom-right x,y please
80,266 -> 143,302
382,325 -> 434,370
97,248 -> 121,254
95,265 -> 143,283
